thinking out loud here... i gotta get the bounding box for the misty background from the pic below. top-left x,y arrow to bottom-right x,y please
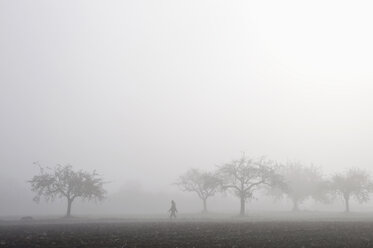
1,0 -> 373,216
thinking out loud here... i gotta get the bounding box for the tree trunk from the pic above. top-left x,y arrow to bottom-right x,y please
292,199 -> 299,212
344,194 -> 350,213
66,198 -> 73,217
202,198 -> 207,213
240,196 -> 246,216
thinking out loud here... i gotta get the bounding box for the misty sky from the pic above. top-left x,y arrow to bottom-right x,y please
1,0 -> 373,195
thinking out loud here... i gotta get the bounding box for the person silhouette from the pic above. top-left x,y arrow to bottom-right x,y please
169,200 -> 178,219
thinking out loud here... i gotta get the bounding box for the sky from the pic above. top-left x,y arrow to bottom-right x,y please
1,0 -> 373,214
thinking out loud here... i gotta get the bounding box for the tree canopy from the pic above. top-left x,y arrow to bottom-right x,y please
29,164 -> 106,217
175,168 -> 222,212
218,156 -> 282,216
271,162 -> 329,211
332,168 -> 372,212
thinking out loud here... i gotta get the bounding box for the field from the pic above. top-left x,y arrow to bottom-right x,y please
1,214 -> 373,247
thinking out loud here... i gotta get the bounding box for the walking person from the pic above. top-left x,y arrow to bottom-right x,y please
169,200 -> 178,219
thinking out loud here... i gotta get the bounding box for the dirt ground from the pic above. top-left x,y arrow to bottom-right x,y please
1,220 -> 373,248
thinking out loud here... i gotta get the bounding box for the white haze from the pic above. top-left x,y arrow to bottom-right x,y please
1,0 -> 373,216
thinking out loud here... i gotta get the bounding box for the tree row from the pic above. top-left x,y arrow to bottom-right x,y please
175,155 -> 372,215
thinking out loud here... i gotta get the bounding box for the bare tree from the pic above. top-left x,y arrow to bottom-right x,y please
332,168 -> 372,213
175,169 -> 222,213
270,162 -> 329,211
29,163 -> 106,217
218,156 -> 282,216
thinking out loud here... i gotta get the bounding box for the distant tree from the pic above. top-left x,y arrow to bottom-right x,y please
29,163 -> 106,217
175,169 -> 222,213
332,168 -> 372,213
270,162 -> 330,211
218,156 -> 282,216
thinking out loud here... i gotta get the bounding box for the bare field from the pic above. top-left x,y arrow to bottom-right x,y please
1,215 -> 373,248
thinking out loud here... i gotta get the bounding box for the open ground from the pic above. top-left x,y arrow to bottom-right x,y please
1,213 -> 373,247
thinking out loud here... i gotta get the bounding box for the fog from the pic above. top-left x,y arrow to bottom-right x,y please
1,0 -> 373,217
